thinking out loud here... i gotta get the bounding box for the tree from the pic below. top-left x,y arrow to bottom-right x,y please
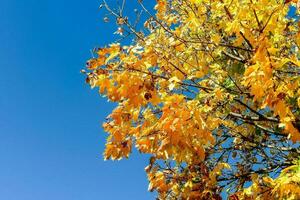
83,0 -> 300,199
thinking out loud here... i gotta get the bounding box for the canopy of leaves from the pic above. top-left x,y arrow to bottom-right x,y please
84,0 -> 300,199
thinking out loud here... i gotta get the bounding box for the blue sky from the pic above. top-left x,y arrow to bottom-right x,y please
0,0 -> 155,199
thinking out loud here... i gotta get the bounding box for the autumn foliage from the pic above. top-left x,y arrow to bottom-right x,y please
84,0 -> 300,199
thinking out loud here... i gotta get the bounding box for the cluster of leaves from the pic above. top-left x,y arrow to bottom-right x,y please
84,0 -> 300,199
236,159 -> 300,199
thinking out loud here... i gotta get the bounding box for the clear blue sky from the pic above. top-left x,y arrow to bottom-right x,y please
0,0 -> 155,199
